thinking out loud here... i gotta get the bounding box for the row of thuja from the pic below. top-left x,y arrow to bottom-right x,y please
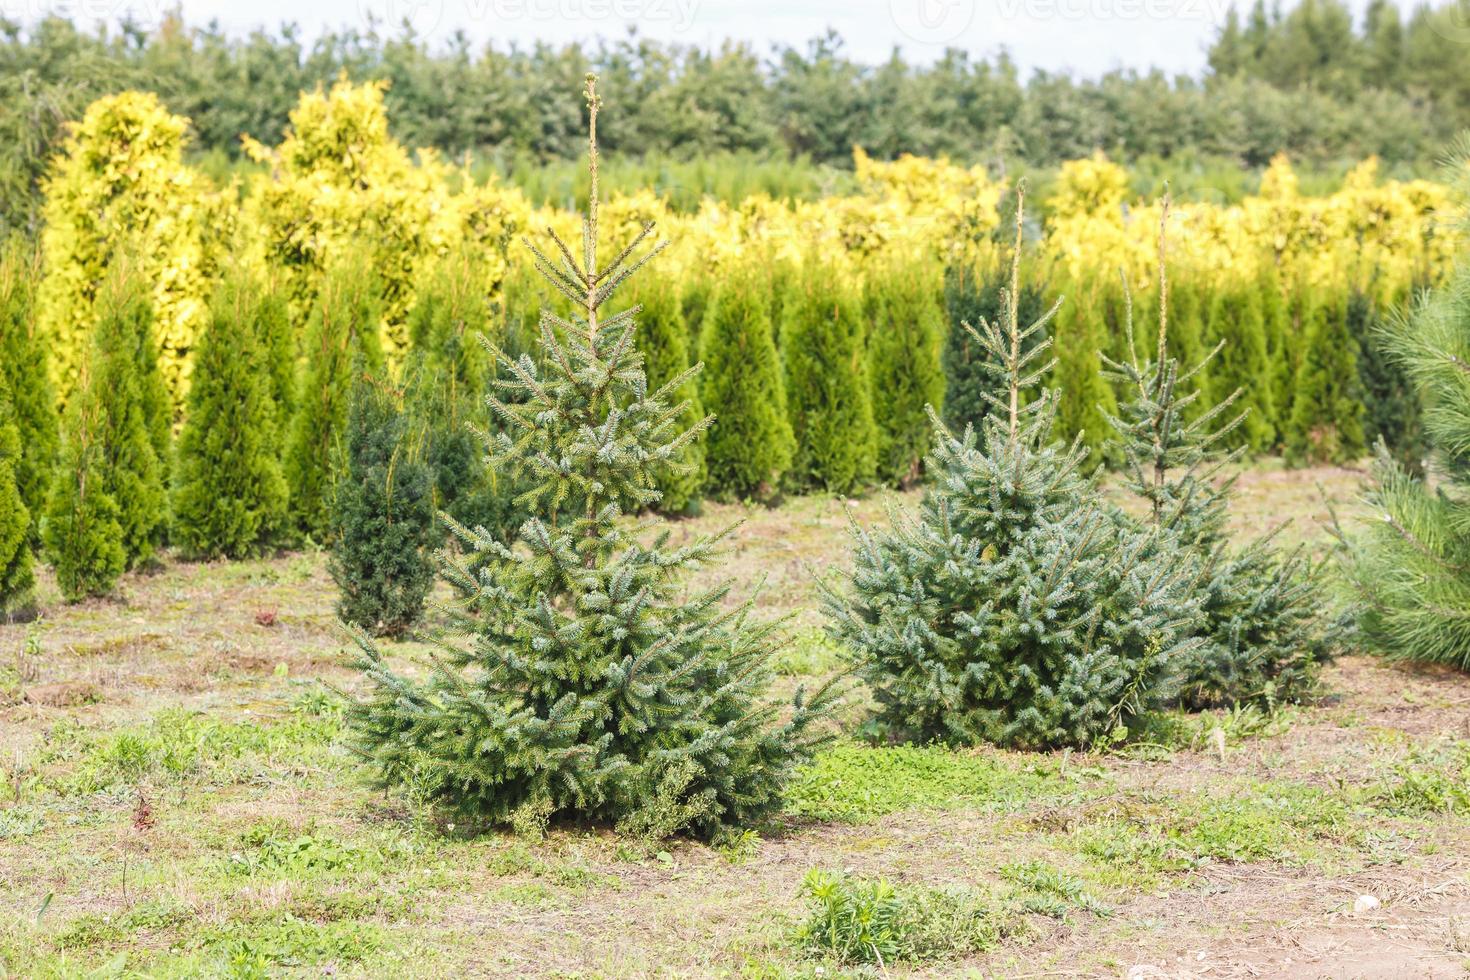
0,78 -> 1337,843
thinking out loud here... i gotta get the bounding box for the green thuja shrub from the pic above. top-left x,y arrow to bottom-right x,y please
700,262 -> 794,501
329,370 -> 436,638
680,275 -> 713,357
623,268 -> 706,512
941,255 -> 1049,436
1285,293 -> 1366,466
408,251 -> 513,540
1050,272 -> 1118,466
1105,203 -> 1332,709
285,256 -> 385,541
171,272 -> 290,559
345,76 -> 837,838
782,261 -> 877,494
256,278 -> 297,442
0,244 -> 58,541
1261,269 -> 1295,439
42,363 -> 127,601
1205,282 -> 1276,451
825,191 -> 1202,749
0,391 -> 35,618
88,267 -> 167,569
1349,288 -> 1425,470
865,256 -> 945,487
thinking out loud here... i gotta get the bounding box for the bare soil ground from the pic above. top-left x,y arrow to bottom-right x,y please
2,463 -> 1468,979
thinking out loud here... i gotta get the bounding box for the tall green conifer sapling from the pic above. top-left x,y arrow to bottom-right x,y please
1103,196 -> 1331,708
344,76 -> 838,839
826,186 -> 1203,749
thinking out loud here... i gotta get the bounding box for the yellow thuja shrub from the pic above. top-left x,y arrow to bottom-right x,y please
242,76 -> 527,359
1047,152 -> 1130,222
37,91 -> 228,404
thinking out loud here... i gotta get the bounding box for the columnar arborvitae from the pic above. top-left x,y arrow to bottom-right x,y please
0,244 -> 58,541
1205,282 -> 1276,451
1051,274 -> 1117,465
0,391 -> 35,619
1285,294 -> 1367,465
1261,268 -> 1295,438
346,76 -> 837,838
42,363 -> 127,601
1337,226 -> 1470,670
328,370 -> 436,638
623,269 -> 706,512
1349,288 -> 1425,470
256,278 -> 297,442
1105,201 -> 1331,709
89,267 -> 167,569
865,256 -> 946,487
171,273 -> 290,559
941,256 -> 1049,436
284,256 -> 385,541
408,252 -> 499,535
699,262 -> 795,501
782,262 -> 877,494
825,189 -> 1202,749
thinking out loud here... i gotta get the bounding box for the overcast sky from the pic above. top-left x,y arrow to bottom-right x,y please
8,0 -> 1405,77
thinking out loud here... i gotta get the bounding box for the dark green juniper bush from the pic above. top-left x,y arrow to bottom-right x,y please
329,368 -> 437,639
1104,196 -> 1332,709
825,185 -> 1203,749
345,75 -> 839,838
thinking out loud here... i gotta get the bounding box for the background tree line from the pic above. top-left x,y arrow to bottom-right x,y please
4,0 -> 1468,234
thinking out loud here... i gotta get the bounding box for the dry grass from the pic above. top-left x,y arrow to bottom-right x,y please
3,463 -> 1469,978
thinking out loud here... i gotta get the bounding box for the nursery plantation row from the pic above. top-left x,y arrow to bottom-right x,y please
4,69 -> 1470,977
0,77 -> 1455,605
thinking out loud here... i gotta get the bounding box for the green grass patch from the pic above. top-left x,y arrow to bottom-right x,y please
1371,742 -> 1470,816
31,703 -> 343,799
785,744 -> 1075,823
793,868 -> 1017,967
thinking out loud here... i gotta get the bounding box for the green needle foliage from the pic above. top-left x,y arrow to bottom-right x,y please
865,256 -> 946,488
0,391 -> 34,619
42,361 -> 127,601
1338,199 -> 1470,670
825,188 -> 1202,749
345,75 -> 838,839
1105,200 -> 1332,710
0,243 -> 58,542
699,261 -> 795,501
171,272 -> 291,559
329,370 -> 436,638
285,256 -> 385,542
782,261 -> 878,494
